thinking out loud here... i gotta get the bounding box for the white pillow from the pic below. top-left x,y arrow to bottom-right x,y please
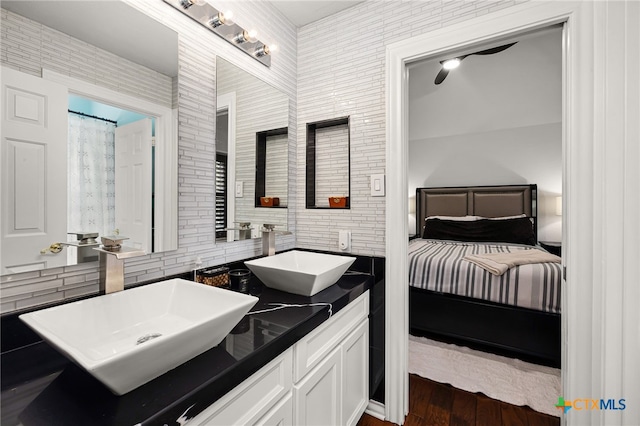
485,214 -> 527,220
425,215 -> 482,221
425,214 -> 527,221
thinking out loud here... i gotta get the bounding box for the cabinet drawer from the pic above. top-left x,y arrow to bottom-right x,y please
187,348 -> 293,425
294,291 -> 369,382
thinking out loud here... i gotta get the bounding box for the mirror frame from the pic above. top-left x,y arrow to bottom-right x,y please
42,69 -> 178,252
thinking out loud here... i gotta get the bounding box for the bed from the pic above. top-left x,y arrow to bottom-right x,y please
409,184 -> 561,367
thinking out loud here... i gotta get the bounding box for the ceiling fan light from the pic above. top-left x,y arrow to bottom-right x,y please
442,58 -> 461,70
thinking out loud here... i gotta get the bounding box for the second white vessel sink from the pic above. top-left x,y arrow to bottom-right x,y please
19,278 -> 258,395
244,250 -> 356,296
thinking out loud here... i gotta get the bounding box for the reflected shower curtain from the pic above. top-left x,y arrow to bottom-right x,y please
67,114 -> 116,238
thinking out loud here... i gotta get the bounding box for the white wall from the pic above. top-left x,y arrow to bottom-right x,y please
408,123 -> 562,239
0,0 -> 297,313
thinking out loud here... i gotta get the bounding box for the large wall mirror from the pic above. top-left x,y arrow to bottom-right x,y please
216,58 -> 289,242
0,2 -> 178,275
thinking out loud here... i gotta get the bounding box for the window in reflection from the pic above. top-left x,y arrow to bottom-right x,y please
255,127 -> 288,208
216,109 -> 229,238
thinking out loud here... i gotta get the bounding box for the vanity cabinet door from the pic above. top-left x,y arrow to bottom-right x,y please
293,346 -> 342,426
342,320 -> 369,426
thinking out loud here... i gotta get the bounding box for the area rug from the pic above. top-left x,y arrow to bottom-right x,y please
409,334 -> 561,417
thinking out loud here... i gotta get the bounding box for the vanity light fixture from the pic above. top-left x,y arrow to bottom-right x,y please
208,10 -> 233,28
163,0 -> 272,67
234,29 -> 257,44
254,44 -> 270,57
180,0 -> 205,9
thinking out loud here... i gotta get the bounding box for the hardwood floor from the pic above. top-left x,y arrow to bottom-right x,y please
358,374 -> 560,426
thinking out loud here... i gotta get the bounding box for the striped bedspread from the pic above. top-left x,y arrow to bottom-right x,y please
409,239 -> 561,313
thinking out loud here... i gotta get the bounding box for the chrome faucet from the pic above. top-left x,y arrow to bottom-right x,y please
96,236 -> 146,294
261,224 -> 292,256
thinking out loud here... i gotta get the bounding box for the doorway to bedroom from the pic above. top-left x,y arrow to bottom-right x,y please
405,24 -> 564,417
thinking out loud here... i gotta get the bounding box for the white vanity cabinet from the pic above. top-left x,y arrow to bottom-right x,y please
293,292 -> 369,426
186,291 -> 369,426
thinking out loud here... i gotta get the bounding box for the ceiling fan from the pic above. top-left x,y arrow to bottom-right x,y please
434,42 -> 518,85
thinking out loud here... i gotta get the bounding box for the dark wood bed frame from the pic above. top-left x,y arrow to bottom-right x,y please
410,184 -> 561,367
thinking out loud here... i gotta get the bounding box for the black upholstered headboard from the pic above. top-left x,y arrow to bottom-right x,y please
416,184 -> 537,240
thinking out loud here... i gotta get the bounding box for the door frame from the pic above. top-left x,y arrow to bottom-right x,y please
42,69 -> 178,253
385,2 -> 586,424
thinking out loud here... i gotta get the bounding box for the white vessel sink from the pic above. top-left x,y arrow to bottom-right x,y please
245,250 -> 356,296
19,278 -> 258,395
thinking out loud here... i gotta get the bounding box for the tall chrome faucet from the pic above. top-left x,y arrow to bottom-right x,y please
261,224 -> 292,256
96,236 -> 146,294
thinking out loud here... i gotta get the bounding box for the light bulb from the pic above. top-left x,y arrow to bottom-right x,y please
223,10 -> 234,25
442,58 -> 461,70
234,29 -> 258,44
208,10 -> 235,28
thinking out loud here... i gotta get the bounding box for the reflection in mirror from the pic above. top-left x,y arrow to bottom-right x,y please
215,58 -> 289,241
256,127 -> 288,208
0,2 -> 178,275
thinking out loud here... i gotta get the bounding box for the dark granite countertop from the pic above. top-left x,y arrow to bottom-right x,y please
1,267 -> 372,426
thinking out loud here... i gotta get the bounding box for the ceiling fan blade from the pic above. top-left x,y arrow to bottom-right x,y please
472,42 -> 518,56
434,68 -> 449,85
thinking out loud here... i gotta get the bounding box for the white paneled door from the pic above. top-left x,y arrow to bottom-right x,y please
1,67 -> 68,274
114,119 -> 152,253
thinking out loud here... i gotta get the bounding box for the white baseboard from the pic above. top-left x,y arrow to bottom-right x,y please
364,400 -> 385,420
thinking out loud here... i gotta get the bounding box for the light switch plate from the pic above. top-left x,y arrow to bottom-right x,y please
370,174 -> 385,196
235,181 -> 243,197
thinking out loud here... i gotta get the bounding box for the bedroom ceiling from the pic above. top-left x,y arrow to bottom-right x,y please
408,26 -> 563,140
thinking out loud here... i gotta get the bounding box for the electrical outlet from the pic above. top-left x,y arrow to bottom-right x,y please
339,230 -> 351,252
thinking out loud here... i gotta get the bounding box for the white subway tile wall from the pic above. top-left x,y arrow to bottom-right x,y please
314,125 -> 350,207
295,0 -> 524,256
265,134 -> 289,206
0,0 -> 296,313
